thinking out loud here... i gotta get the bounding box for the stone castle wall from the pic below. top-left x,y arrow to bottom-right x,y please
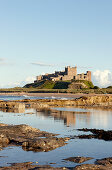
36,66 -> 91,82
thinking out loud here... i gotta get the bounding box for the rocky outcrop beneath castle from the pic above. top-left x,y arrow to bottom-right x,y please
69,82 -> 88,89
0,124 -> 69,152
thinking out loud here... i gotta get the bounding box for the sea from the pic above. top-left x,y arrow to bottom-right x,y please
0,95 -> 112,168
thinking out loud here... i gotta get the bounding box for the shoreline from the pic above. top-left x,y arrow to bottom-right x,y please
0,92 -> 87,99
0,95 -> 112,169
0,94 -> 112,109
1,92 -> 112,98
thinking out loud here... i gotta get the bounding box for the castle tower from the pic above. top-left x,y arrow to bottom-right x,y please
87,71 -> 91,81
66,66 -> 77,76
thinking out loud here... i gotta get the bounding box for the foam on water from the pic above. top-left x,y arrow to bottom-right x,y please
0,95 -> 74,101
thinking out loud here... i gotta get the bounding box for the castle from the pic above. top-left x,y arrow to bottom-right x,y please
35,66 -> 91,82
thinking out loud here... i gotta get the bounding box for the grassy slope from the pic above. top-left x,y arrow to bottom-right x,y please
1,80 -> 112,94
24,80 -> 71,89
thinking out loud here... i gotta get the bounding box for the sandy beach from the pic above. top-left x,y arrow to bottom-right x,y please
0,92 -> 112,98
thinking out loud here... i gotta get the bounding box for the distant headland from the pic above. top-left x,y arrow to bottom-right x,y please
24,66 -> 93,90
1,66 -> 112,94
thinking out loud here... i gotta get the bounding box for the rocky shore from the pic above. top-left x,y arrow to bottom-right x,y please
19,95 -> 112,108
1,95 -> 112,110
0,94 -> 112,169
69,128 -> 112,141
0,123 -> 69,152
0,157 -> 112,169
0,124 -> 112,170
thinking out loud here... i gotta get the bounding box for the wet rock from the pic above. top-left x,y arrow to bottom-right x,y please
0,124 -> 69,152
18,95 -> 112,107
74,157 -> 112,170
0,134 -> 10,147
0,162 -> 69,170
0,101 -> 25,109
0,101 -> 25,113
22,137 -> 68,152
64,156 -> 93,163
0,158 -> 112,169
1,95 -> 112,109
77,128 -> 112,141
25,112 -> 35,114
74,164 -> 107,170
96,157 -> 112,166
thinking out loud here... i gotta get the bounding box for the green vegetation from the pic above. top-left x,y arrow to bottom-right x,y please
54,81 -> 70,89
1,86 -> 112,94
107,86 -> 112,88
38,80 -> 56,89
1,80 -> 112,94
93,86 -> 99,89
23,80 -> 46,88
24,80 -> 70,89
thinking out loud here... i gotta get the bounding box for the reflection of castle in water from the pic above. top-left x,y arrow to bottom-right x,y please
35,108 -> 90,127
35,107 -> 112,128
1,105 -> 111,128
51,111 -> 76,126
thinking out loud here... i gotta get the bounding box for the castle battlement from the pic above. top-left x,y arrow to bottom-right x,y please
35,66 -> 91,82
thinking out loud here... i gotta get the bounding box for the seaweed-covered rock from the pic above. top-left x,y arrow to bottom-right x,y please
64,156 -> 93,163
77,128 -> 112,141
74,157 -> 112,170
0,124 -> 69,152
0,162 -> 69,170
74,164 -> 107,170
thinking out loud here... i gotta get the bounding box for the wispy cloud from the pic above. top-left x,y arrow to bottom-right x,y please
0,58 -> 4,62
0,58 -> 5,64
92,70 -> 112,87
25,76 -> 35,83
0,76 -> 36,88
0,58 -> 14,66
31,62 -> 55,67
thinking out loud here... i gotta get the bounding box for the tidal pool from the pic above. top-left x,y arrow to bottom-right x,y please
0,102 -> 112,168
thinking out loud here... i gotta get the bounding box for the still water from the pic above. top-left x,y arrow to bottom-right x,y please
0,95 -> 112,168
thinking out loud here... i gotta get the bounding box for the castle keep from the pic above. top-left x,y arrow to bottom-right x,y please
36,66 -> 91,82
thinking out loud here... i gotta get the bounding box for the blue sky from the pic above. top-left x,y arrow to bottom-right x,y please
0,0 -> 112,88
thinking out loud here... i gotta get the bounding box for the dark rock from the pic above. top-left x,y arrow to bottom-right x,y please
74,157 -> 112,170
0,162 -> 69,169
64,156 -> 93,163
77,128 -> 112,141
74,164 -> 107,170
0,124 -> 69,152
96,157 -> 112,166
22,137 -> 68,152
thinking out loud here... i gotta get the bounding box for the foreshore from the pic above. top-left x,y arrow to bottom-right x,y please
0,92 -> 86,98
1,93 -> 112,109
1,92 -> 112,98
0,93 -> 112,170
